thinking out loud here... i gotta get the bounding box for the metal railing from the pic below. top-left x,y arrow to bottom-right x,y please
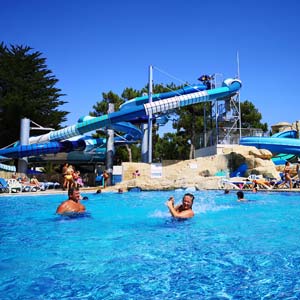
199,127 -> 266,148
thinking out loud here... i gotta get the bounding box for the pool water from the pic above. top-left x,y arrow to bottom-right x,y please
1,190 -> 300,299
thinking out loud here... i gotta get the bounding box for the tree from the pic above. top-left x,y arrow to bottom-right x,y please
154,132 -> 190,160
90,91 -> 123,117
172,103 -> 206,159
240,100 -> 268,132
121,87 -> 141,101
113,144 -> 140,164
0,43 -> 68,148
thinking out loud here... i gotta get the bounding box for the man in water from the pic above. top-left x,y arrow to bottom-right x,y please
56,187 -> 86,215
237,191 -> 247,202
166,193 -> 195,219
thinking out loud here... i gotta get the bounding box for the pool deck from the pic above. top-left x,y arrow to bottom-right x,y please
1,185 -> 300,197
0,186 -> 99,197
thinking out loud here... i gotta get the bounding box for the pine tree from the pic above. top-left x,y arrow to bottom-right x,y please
0,43 -> 68,148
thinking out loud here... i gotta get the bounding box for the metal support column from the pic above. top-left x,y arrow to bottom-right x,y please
147,65 -> 153,163
237,51 -> 242,139
106,103 -> 114,186
141,123 -> 149,162
18,118 -> 30,174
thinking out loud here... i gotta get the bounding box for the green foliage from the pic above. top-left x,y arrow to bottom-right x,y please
40,161 -> 60,174
240,100 -> 268,132
114,144 -> 140,163
154,132 -> 190,160
121,88 -> 140,100
0,43 -> 68,148
90,91 -> 123,117
172,102 -> 208,158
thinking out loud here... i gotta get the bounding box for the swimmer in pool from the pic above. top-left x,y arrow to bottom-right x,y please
56,187 -> 86,215
165,193 -> 195,219
236,191 -> 247,202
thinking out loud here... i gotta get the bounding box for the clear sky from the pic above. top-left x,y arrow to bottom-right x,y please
1,0 -> 300,132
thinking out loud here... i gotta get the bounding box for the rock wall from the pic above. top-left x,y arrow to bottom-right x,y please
110,145 -> 280,191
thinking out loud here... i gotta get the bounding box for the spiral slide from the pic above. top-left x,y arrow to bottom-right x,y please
240,130 -> 300,157
0,78 -> 242,171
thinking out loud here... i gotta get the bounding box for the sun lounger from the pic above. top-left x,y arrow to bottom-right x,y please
6,179 -> 22,193
22,183 -> 45,192
219,177 -> 255,190
246,175 -> 275,190
0,178 -> 10,193
293,180 -> 300,188
19,178 -> 46,192
218,178 -> 242,190
44,182 -> 60,189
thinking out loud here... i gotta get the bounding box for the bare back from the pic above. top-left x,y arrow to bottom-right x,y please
56,199 -> 85,215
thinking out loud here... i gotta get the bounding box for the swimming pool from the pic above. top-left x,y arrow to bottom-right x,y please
1,190 -> 300,299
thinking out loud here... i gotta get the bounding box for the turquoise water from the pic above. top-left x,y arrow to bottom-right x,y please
1,190 -> 300,299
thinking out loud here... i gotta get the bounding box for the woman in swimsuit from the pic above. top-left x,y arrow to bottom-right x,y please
284,161 -> 293,189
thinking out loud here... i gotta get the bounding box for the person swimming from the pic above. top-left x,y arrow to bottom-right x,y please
165,193 -> 195,219
56,187 -> 86,215
236,191 -> 247,202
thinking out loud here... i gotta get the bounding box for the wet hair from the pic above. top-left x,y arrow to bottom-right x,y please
237,191 -> 244,199
68,187 -> 79,197
184,193 -> 195,204
224,189 -> 230,194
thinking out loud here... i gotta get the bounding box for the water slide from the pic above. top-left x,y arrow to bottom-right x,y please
0,78 -> 242,171
240,130 -> 300,159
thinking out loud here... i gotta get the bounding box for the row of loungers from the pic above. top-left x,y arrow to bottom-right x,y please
219,174 -> 300,190
0,178 -> 60,193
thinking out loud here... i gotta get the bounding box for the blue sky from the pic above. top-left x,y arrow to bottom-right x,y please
1,0 -> 300,132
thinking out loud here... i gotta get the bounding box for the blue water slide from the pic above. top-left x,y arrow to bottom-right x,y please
0,133 -> 139,161
269,131 -> 298,163
28,78 -> 241,145
272,153 -> 296,165
119,83 -> 207,111
143,78 -> 241,117
0,140 -> 87,158
0,78 -> 241,163
271,130 -> 297,138
240,130 -> 300,155
111,122 -> 142,140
